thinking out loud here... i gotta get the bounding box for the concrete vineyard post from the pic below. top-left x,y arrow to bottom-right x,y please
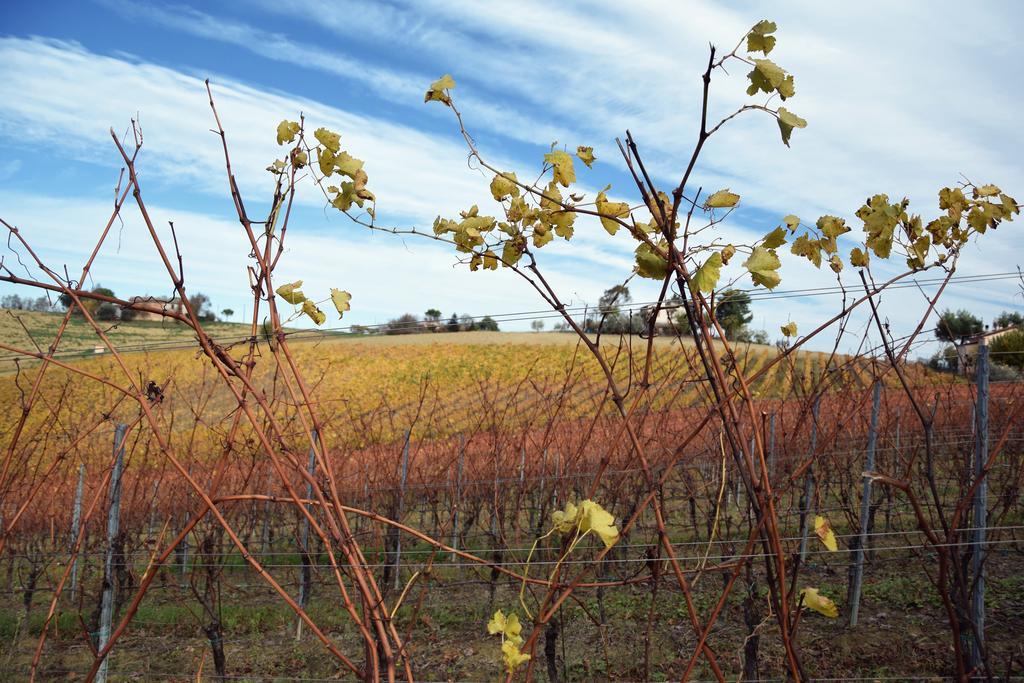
798,395 -> 821,563
969,339 -> 990,674
393,430 -> 410,590
296,430 -> 317,640
451,435 -> 464,562
850,380 -> 881,626
96,424 -> 126,683
69,463 -> 85,604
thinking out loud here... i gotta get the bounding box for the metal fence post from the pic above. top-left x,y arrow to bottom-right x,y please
850,381 -> 881,626
96,424 -> 127,683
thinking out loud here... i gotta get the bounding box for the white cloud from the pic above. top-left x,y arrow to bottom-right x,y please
1,0 -> 1022,352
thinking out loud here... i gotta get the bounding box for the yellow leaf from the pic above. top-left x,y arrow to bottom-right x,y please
850,247 -> 869,268
501,640 -> 531,673
276,120 -> 300,146
596,190 -> 630,236
424,74 -> 455,105
551,502 -> 579,534
275,281 -> 305,305
544,150 -> 576,187
576,146 -> 596,168
762,225 -> 788,249
579,499 -> 619,548
313,127 -> 341,152
800,587 -> 838,618
814,515 -> 838,551
783,214 -> 800,232
330,289 -> 351,318
490,172 -> 519,201
301,299 -> 326,326
781,321 -> 797,338
704,189 -> 740,209
487,609 -> 508,636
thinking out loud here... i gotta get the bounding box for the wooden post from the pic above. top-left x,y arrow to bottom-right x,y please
69,463 -> 85,604
849,381 -> 881,626
96,424 -> 126,683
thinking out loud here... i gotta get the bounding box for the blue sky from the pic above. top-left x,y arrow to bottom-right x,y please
1,1 -> 1021,354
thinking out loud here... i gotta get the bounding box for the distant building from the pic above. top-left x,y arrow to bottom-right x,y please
124,296 -> 184,322
954,326 -> 1014,375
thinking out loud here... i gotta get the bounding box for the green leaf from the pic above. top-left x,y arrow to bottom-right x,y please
424,74 -> 455,105
743,246 -> 782,289
776,107 -> 807,147
747,58 -> 787,96
330,289 -> 351,318
544,150 -> 576,187
635,242 -> 669,280
314,127 -> 340,153
747,20 -> 777,55
692,252 -> 723,293
781,321 -> 797,337
490,172 -> 519,201
762,226 -> 788,249
704,189 -> 740,209
276,120 -> 300,146
275,281 -> 306,305
576,146 -> 596,168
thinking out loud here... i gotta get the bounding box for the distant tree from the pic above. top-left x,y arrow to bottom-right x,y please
459,314 -> 475,331
993,310 -> 1023,330
424,308 -> 442,332
350,324 -> 370,335
221,308 -> 235,320
1,294 -> 25,310
934,309 -> 983,343
28,296 -> 51,311
531,319 -> 545,332
385,313 -> 421,335
714,289 -> 753,339
95,302 -> 120,321
552,322 -> 569,332
446,313 -> 460,333
477,316 -> 500,332
735,328 -> 770,345
598,284 -> 631,316
187,292 -> 219,322
990,329 -> 1024,370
